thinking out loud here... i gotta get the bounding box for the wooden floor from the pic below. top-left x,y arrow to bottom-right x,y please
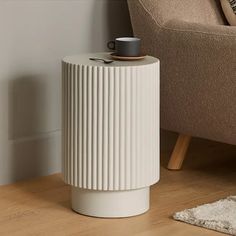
1,133 -> 236,236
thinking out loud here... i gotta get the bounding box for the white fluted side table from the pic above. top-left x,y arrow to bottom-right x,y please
62,52 -> 160,218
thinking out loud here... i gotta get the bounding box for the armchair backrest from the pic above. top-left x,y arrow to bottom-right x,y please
128,0 -> 226,26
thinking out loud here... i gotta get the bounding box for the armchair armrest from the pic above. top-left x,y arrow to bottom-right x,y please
159,20 -> 236,144
160,20 -> 236,74
164,20 -> 236,38
162,20 -> 236,54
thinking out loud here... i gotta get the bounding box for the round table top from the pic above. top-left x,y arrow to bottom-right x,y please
63,52 -> 159,67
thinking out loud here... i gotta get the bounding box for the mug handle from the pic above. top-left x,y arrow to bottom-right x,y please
107,41 -> 115,50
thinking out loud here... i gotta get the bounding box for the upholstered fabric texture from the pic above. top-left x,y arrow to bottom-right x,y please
128,0 -> 236,145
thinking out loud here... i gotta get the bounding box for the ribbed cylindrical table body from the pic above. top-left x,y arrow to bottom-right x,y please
62,53 -> 160,217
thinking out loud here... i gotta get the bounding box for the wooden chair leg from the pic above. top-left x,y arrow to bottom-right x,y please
167,134 -> 191,170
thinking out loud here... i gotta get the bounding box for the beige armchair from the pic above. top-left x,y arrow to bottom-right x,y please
127,0 -> 236,169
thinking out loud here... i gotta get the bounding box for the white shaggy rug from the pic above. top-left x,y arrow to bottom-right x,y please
173,196 -> 236,235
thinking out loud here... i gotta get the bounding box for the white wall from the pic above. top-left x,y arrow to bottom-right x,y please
0,0 -> 132,185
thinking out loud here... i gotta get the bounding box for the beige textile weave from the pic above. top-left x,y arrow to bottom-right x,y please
128,0 -> 236,145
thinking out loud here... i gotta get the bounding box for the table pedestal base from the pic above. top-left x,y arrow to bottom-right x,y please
71,187 -> 149,218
